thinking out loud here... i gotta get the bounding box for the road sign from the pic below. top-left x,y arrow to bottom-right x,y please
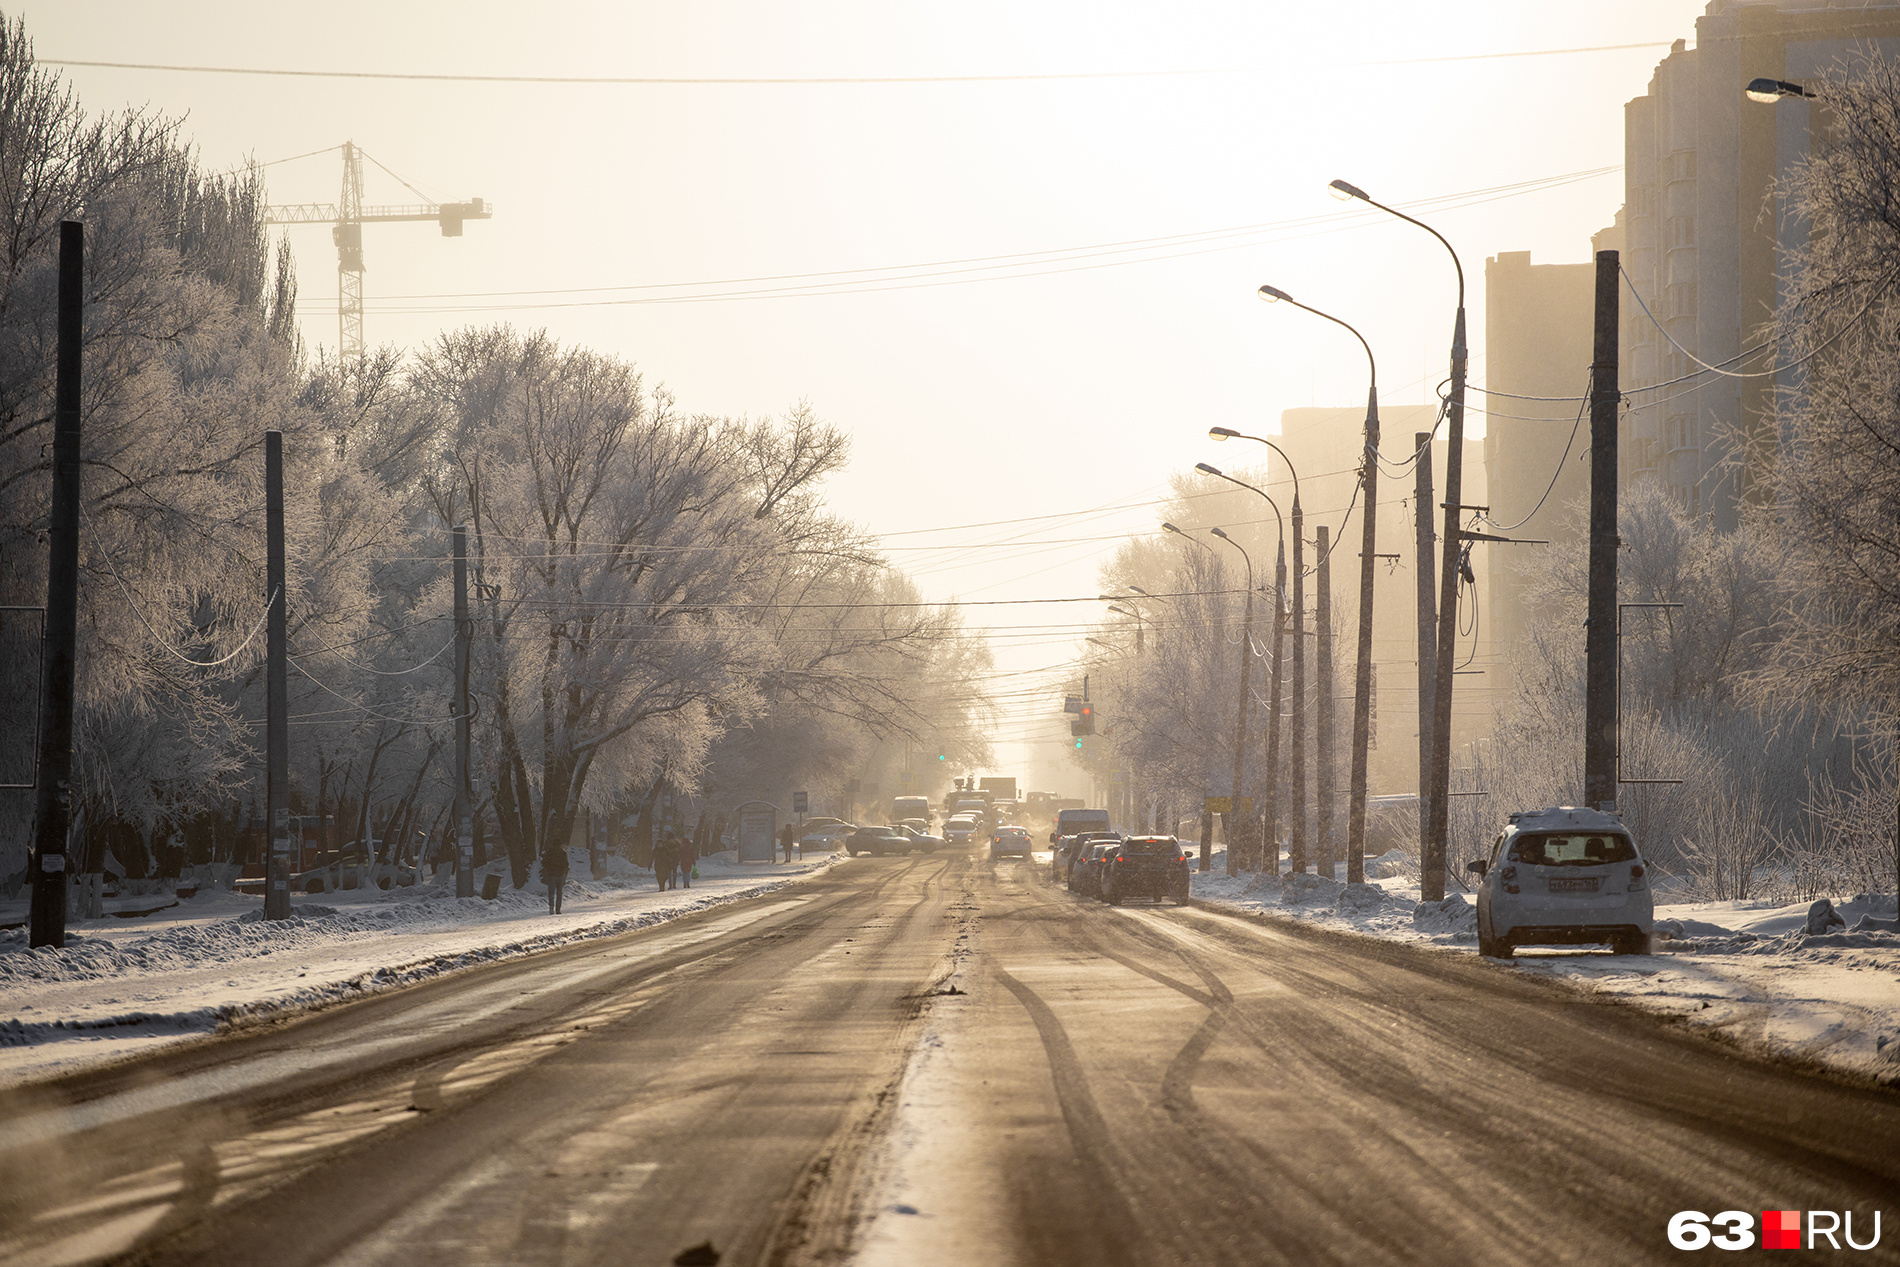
1204,796 -> 1230,814
793,791 -> 809,814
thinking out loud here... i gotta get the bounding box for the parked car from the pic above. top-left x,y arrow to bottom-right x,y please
1057,831 -> 1118,887
1103,835 -> 1190,906
1071,841 -> 1117,898
845,825 -> 912,857
1467,806 -> 1653,957
990,825 -> 1032,860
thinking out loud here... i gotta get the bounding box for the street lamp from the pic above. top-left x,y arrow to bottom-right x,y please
1202,430 -> 1309,871
1746,77 -> 1814,102
1106,605 -> 1146,653
1327,177 -> 1467,901
1209,526 -> 1257,879
1257,282 -> 1380,885
1194,465 -> 1289,876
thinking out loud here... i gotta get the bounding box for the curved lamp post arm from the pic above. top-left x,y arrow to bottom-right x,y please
1328,180 -> 1465,313
1194,463 -> 1284,552
1207,428 -> 1305,507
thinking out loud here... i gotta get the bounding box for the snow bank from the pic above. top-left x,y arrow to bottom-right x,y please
0,848 -> 843,1086
1190,867 -> 1900,1085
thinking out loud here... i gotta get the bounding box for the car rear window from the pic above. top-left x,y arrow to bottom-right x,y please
1510,833 -> 1637,867
1120,839 -> 1176,855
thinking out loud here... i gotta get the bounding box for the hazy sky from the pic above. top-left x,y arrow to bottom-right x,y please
31,1 -> 1711,790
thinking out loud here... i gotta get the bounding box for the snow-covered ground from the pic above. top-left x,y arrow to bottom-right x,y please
1188,848 -> 1900,1086
0,848 -> 843,1088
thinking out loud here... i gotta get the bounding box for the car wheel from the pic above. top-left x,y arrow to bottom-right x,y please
1477,914 -> 1511,958
1107,885 -> 1123,907
846,846 -> 858,856
1611,930 -> 1647,955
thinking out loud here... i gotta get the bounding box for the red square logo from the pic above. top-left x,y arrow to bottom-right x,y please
1762,1210 -> 1802,1249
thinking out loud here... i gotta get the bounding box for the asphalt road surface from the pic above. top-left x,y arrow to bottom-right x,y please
1,853 -> 1896,1266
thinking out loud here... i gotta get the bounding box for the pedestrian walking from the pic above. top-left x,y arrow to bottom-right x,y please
542,841 -> 569,914
677,832 -> 698,889
653,832 -> 678,891
779,823 -> 797,865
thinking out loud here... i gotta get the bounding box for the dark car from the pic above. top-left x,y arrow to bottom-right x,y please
1058,832 -> 1118,887
1103,835 -> 1191,906
1072,841 -> 1118,898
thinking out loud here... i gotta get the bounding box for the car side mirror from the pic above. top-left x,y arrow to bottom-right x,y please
1466,859 -> 1487,877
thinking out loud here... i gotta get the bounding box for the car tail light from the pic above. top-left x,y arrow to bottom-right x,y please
1629,863 -> 1646,889
1500,865 -> 1519,895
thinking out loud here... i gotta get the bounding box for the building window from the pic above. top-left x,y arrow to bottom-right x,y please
1666,149 -> 1697,183
1667,215 -> 1696,248
1630,185 -> 1658,218
1665,282 -> 1698,319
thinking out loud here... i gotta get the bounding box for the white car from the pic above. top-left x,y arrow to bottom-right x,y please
1468,806 -> 1653,957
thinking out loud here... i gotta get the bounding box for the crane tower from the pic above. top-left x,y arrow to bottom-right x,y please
265,141 -> 491,362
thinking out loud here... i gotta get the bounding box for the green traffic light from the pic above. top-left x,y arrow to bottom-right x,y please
937,753 -> 946,761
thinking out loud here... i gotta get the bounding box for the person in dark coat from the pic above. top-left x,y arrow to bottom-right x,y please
779,823 -> 797,865
653,832 -> 677,891
676,831 -> 698,889
542,841 -> 570,914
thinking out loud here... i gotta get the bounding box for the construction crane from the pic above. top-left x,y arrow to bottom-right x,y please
265,141 -> 491,362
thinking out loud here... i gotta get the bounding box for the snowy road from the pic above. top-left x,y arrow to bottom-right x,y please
2,853 -> 1897,1266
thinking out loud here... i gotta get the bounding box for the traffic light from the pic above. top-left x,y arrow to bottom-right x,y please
1074,736 -> 1084,749
937,753 -> 947,762
1070,703 -> 1094,737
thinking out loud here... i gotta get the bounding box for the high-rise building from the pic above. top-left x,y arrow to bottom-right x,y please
1619,1 -> 1900,526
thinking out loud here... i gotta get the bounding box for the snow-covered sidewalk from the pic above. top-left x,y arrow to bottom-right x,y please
1188,851 -> 1900,1086
0,849 -> 843,1088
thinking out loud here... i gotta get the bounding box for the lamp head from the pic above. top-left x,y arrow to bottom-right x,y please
1129,584 -> 1152,596
1210,526 -> 1231,540
1161,521 -> 1182,535
1257,284 -> 1292,304
1107,606 -> 1133,618
1195,462 -> 1222,477
1329,178 -> 1370,203
1208,426 -> 1239,441
1746,76 -> 1809,103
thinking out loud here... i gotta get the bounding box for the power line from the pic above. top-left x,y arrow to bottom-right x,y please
42,45 -> 1672,87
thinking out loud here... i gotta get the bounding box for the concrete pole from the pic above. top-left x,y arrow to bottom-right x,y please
1345,378 -> 1380,885
1214,531 -> 1255,878
1260,542 -> 1288,875
28,222 -> 84,948
1315,525 -> 1335,881
1425,306 -> 1469,901
1288,501 -> 1307,873
1414,431 -> 1437,855
1583,251 -> 1621,811
264,431 -> 292,920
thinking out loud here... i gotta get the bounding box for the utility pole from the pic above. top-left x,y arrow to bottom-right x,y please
1288,503 -> 1307,873
1414,432 -> 1437,856
1424,304 -> 1470,902
454,525 -> 475,899
28,222 -> 83,948
1314,525 -> 1335,881
264,431 -> 291,920
1260,541 -> 1288,875
1584,250 -> 1620,811
1345,378 -> 1380,885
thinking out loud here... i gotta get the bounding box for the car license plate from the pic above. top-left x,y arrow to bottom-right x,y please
1548,876 -> 1599,893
